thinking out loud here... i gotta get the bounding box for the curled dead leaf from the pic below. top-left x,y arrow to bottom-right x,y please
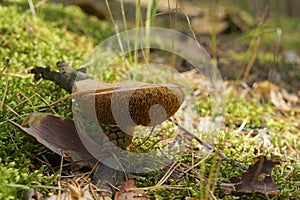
253,81 -> 279,101
281,89 -> 299,106
253,81 -> 300,113
222,156 -> 280,196
21,112 -> 58,127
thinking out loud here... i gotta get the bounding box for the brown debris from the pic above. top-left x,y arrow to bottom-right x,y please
115,180 -> 149,200
253,81 -> 300,113
222,156 -> 281,195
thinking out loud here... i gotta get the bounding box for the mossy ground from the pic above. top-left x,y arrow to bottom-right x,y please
1,0 -> 300,199
0,0 -> 110,198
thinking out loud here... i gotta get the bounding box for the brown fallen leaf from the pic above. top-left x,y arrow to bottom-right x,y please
9,113 -> 97,167
253,81 -> 300,113
281,89 -> 299,106
222,156 -> 280,196
115,180 -> 149,200
253,81 -> 279,101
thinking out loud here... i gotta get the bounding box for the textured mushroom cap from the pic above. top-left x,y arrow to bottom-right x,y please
73,80 -> 184,126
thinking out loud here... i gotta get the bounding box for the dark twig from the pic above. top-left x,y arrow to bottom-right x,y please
136,125 -> 156,147
29,61 -> 88,93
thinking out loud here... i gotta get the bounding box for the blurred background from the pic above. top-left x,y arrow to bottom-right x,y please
49,0 -> 300,90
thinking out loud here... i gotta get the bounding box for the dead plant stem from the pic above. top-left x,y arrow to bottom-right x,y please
242,35 -> 262,82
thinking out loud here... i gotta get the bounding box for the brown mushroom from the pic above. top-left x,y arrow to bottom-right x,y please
73,79 -> 185,127
29,62 -> 185,196
30,62 -> 185,148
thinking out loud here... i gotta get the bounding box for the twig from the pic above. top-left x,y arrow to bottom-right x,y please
156,161 -> 178,187
29,61 -> 88,93
136,125 -> 156,147
57,150 -> 64,200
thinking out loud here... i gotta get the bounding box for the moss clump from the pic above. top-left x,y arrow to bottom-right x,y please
0,162 -> 59,199
225,94 -> 269,128
0,0 -> 111,198
197,93 -> 274,128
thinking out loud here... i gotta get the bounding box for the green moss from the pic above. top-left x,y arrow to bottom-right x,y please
133,91 -> 299,199
273,161 -> 300,198
1,1 -> 299,199
197,93 -> 273,128
266,117 -> 294,132
0,0 -> 111,198
193,92 -> 300,198
0,163 -> 59,199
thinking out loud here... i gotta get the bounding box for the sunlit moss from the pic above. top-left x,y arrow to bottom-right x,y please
0,0 -> 110,198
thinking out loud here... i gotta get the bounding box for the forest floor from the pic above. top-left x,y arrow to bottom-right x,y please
0,0 -> 300,199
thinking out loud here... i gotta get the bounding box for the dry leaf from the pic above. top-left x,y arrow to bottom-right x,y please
115,180 -> 149,200
21,112 -> 55,127
47,182 -> 96,200
281,89 -> 299,106
253,81 -> 279,101
222,156 -> 280,195
253,81 -> 300,113
9,113 -> 96,167
270,89 -> 291,111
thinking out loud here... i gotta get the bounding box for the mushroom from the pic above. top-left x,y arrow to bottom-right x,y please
29,61 -> 185,196
73,79 -> 185,149
30,61 -> 185,148
73,79 -> 184,125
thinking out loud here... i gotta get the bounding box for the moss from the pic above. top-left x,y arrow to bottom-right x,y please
273,161 -> 300,198
197,93 -> 273,128
0,0 -> 110,198
193,91 -> 300,199
1,0 -> 300,199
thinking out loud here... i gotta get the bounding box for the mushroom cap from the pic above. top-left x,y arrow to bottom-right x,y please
73,80 -> 184,126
